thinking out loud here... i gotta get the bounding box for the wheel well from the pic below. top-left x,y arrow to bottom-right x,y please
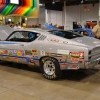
39,56 -> 58,63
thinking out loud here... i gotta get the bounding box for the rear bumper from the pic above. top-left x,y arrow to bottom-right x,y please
60,58 -> 100,70
84,58 -> 100,69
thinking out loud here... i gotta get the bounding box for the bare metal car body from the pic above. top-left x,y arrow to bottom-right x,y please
0,26 -> 100,79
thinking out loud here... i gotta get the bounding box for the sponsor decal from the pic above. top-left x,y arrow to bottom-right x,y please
60,63 -> 69,69
40,51 -> 45,56
6,56 -> 11,61
19,58 -> 27,63
25,50 -> 32,56
8,50 -> 13,56
62,54 -> 69,60
30,58 -> 35,63
26,58 -> 30,63
71,58 -> 79,63
34,60 -> 39,66
70,52 -> 84,63
31,50 -> 38,56
60,63 -> 69,67
48,38 -> 61,42
33,56 -> 39,60
0,56 -> 6,60
51,53 -> 62,57
45,52 -> 51,56
70,52 -> 80,58
10,57 -> 20,62
0,50 -> 8,55
17,50 -> 24,57
57,49 -> 69,54
14,50 -> 17,54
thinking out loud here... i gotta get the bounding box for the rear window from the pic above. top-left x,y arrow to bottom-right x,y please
48,30 -> 83,39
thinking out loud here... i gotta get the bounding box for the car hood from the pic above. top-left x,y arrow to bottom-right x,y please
71,36 -> 100,48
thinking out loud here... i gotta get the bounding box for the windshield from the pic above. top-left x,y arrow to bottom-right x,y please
48,30 -> 83,39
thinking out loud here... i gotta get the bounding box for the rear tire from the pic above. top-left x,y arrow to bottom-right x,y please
40,57 -> 62,80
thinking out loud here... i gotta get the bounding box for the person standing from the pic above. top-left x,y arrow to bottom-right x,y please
92,21 -> 100,39
14,23 -> 21,29
77,22 -> 82,28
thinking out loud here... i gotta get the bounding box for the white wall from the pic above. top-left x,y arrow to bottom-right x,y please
39,7 -> 45,25
46,3 -> 99,30
27,3 -> 99,28
81,4 -> 99,26
47,10 -> 63,26
65,3 -> 99,30
27,7 -> 45,25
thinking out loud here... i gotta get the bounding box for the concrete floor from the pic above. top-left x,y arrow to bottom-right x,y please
0,63 -> 100,100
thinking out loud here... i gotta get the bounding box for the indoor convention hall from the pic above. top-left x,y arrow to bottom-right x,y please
0,0 -> 100,100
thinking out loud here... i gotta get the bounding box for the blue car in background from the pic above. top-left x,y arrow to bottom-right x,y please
43,24 -> 60,30
73,28 -> 95,38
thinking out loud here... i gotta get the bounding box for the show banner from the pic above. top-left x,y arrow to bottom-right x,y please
0,0 -> 39,18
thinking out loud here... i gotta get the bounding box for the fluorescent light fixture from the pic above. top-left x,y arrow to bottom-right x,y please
39,4 -> 43,6
81,0 -> 84,3
52,1 -> 55,4
10,0 -> 19,4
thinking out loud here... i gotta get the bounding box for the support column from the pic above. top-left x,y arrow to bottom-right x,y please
99,0 -> 100,21
45,9 -> 48,23
19,16 -> 21,26
63,1 -> 66,30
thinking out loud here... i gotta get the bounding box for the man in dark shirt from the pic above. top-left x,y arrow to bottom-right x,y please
77,22 -> 82,28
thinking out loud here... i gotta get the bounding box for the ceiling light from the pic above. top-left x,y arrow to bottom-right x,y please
52,0 -> 55,4
81,0 -> 84,3
39,4 -> 43,6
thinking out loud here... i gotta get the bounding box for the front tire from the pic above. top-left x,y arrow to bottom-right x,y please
40,57 -> 62,80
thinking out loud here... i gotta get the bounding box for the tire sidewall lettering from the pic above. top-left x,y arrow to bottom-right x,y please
42,57 -> 56,63
43,73 -> 57,79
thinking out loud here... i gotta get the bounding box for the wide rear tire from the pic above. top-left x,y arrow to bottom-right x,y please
40,57 -> 62,80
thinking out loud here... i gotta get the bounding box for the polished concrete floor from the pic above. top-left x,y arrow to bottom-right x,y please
0,62 -> 100,100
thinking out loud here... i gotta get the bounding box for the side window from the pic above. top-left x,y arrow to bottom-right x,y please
7,31 -> 40,42
8,32 -> 24,40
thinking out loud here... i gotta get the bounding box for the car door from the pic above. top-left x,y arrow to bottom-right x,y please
0,31 -> 26,50
0,30 -> 40,64
0,31 -> 27,63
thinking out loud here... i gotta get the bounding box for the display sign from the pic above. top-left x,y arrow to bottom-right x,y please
0,0 -> 39,18
10,0 -> 19,4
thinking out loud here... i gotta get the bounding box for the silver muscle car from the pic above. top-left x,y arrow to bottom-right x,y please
0,26 -> 100,80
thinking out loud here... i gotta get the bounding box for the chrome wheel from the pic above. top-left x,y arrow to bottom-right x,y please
43,61 -> 55,75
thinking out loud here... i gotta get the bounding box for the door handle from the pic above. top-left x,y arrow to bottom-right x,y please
20,44 -> 24,46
